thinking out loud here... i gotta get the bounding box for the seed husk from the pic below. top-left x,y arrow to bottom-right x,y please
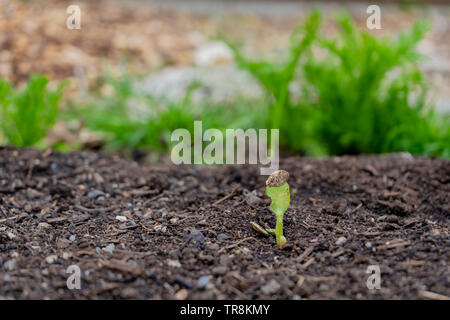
250,222 -> 269,236
266,170 -> 289,187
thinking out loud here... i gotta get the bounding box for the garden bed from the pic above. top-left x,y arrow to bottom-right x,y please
0,147 -> 448,299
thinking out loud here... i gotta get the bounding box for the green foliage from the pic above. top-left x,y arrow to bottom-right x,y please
228,11 -> 322,153
0,75 -> 66,147
71,70 -> 268,155
304,15 -> 449,157
230,12 -> 449,157
144,83 -> 199,151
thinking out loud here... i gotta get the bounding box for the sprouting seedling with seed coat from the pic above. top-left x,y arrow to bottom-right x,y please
265,170 -> 290,248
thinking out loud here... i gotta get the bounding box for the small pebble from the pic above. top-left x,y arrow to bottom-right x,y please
335,237 -> 347,246
87,189 -> 105,199
174,276 -> 192,289
37,222 -> 51,231
167,259 -> 181,268
103,244 -> 115,254
169,218 -> 178,224
7,232 -> 16,240
4,259 -> 16,271
217,233 -> 228,240
154,225 -> 167,233
175,289 -> 188,300
194,233 -> 204,243
115,215 -> 127,222
197,276 -> 210,289
45,255 -> 58,264
261,279 -> 280,295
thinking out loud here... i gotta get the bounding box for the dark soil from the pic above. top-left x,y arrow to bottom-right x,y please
0,147 -> 448,299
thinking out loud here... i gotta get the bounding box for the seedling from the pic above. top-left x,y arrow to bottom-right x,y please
265,170 -> 290,248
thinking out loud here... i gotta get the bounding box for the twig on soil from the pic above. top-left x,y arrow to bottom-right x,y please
0,215 -> 18,223
363,165 -> 378,176
296,246 -> 315,263
99,258 -> 143,275
418,290 -> 450,300
74,204 -> 119,213
229,286 -> 248,299
27,160 -> 34,180
300,220 -> 311,229
218,236 -> 256,253
377,239 -> 411,251
47,216 -> 68,223
211,184 -> 241,208
123,189 -> 159,197
89,281 -> 122,295
139,223 -> 172,236
306,275 -> 337,282
143,191 -> 170,205
351,203 -> 363,213
358,231 -> 382,237
301,257 -> 315,270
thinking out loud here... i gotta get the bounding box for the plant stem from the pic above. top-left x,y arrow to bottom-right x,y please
275,214 -> 283,246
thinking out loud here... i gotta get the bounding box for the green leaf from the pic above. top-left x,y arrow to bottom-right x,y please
265,182 -> 290,217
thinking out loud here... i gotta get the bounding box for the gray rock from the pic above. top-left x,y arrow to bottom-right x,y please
246,190 -> 263,206
37,222 -> 51,231
261,279 -> 280,295
217,233 -> 228,240
197,276 -> 210,289
45,255 -> 58,264
4,259 -> 16,271
103,243 -> 115,254
87,189 -> 105,199
335,237 -> 347,246
190,228 -> 205,243
174,276 -> 192,289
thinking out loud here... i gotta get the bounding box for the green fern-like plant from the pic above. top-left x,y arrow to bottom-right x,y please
0,75 -> 66,147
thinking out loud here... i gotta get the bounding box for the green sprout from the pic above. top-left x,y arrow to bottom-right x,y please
265,170 -> 290,248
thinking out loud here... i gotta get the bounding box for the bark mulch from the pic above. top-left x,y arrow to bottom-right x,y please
0,147 -> 448,299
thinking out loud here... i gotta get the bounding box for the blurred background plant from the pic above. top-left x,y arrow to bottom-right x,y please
0,75 -> 66,147
228,11 -> 322,153
302,15 -> 449,157
226,12 -> 450,157
0,0 -> 448,159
